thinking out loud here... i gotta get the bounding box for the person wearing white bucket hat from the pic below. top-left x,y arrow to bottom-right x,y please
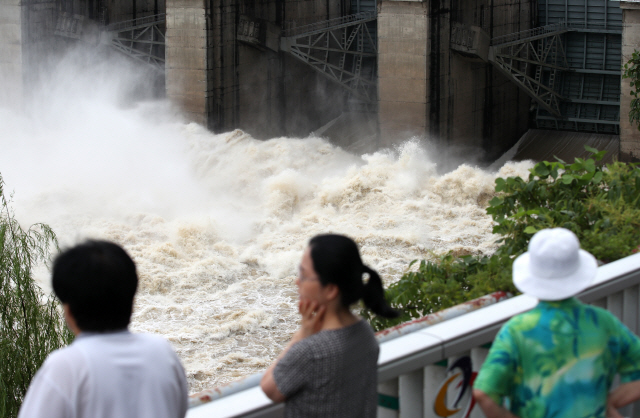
473,228 -> 640,418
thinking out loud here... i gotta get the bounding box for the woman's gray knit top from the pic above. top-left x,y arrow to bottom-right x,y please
273,319 -> 379,418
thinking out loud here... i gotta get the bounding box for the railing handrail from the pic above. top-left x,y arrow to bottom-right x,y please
282,11 -> 376,37
186,252 -> 640,417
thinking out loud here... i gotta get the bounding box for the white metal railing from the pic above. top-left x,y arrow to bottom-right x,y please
186,252 -> 640,418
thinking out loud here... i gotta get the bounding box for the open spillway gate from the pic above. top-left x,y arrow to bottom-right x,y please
50,0 -> 622,134
54,12 -> 166,72
258,0 -> 621,133
279,12 -> 378,108
451,0 -> 622,134
103,14 -> 166,72
488,24 -> 572,119
486,21 -> 622,134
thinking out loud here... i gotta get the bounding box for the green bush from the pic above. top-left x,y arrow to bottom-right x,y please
364,148 -> 640,331
0,175 -> 73,418
623,49 -> 640,131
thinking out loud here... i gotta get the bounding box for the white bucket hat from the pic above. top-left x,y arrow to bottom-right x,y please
513,228 -> 597,301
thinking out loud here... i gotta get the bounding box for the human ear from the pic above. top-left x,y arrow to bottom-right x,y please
325,283 -> 340,302
63,303 -> 82,336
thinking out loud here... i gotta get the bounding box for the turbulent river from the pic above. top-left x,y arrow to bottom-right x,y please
0,49 -> 533,394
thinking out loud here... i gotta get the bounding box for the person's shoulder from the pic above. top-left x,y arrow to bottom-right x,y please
47,341 -> 84,362
306,320 -> 376,353
132,332 -> 171,344
37,343 -> 86,381
353,318 -> 375,332
578,302 -> 623,327
502,308 -> 540,329
351,319 -> 377,341
291,328 -> 342,357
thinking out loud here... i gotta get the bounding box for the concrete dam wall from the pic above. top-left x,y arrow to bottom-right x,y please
377,0 -> 533,156
3,0 -> 637,160
166,0 -> 347,139
165,0 -> 534,155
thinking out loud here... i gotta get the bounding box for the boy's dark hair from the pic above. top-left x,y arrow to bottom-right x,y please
52,240 -> 138,332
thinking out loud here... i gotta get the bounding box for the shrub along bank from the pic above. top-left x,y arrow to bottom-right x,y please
363,147 -> 640,331
0,175 -> 73,418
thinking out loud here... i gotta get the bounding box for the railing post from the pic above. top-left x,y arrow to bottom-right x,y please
378,379 -> 400,418
622,285 -> 639,334
399,370 -> 424,417
470,347 -> 490,418
423,363 -> 447,418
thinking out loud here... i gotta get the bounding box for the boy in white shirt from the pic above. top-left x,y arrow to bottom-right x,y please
18,240 -> 189,418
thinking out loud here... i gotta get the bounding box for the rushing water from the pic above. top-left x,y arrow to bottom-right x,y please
0,49 -> 533,393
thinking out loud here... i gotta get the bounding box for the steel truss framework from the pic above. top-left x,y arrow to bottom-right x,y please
280,12 -> 378,104
105,14 -> 166,72
489,24 -> 570,118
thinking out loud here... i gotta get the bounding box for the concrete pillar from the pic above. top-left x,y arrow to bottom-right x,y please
377,1 -> 429,146
376,0 -> 531,158
165,0 -> 209,125
0,0 -> 23,110
620,1 -> 640,162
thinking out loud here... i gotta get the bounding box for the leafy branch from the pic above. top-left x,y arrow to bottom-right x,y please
623,49 -> 640,130
0,174 -> 73,418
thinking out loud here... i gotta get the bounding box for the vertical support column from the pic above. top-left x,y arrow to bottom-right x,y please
620,1 -> 640,162
469,347 -> 489,418
400,370 -> 424,417
207,0 -> 239,133
423,363 -> 447,418
377,0 -> 429,147
0,0 -> 23,110
166,0 -> 209,125
378,379 -> 400,418
622,285 -> 639,335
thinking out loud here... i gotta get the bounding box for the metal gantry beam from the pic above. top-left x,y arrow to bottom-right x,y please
488,24 -> 570,118
103,14 -> 166,72
280,12 -> 377,104
53,12 -> 166,72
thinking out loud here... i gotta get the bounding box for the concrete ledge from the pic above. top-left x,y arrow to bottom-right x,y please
621,0 -> 640,9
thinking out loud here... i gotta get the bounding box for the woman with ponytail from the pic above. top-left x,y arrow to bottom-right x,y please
261,234 -> 398,417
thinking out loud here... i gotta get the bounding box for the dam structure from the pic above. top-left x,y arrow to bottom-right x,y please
2,0 -> 639,159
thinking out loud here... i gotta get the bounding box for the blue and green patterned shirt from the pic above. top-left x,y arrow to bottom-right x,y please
474,298 -> 640,418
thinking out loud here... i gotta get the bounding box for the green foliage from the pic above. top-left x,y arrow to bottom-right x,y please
0,174 -> 73,418
364,148 -> 640,331
623,49 -> 640,130
362,253 -> 515,331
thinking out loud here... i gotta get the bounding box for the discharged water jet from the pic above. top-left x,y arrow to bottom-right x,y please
0,48 -> 534,393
